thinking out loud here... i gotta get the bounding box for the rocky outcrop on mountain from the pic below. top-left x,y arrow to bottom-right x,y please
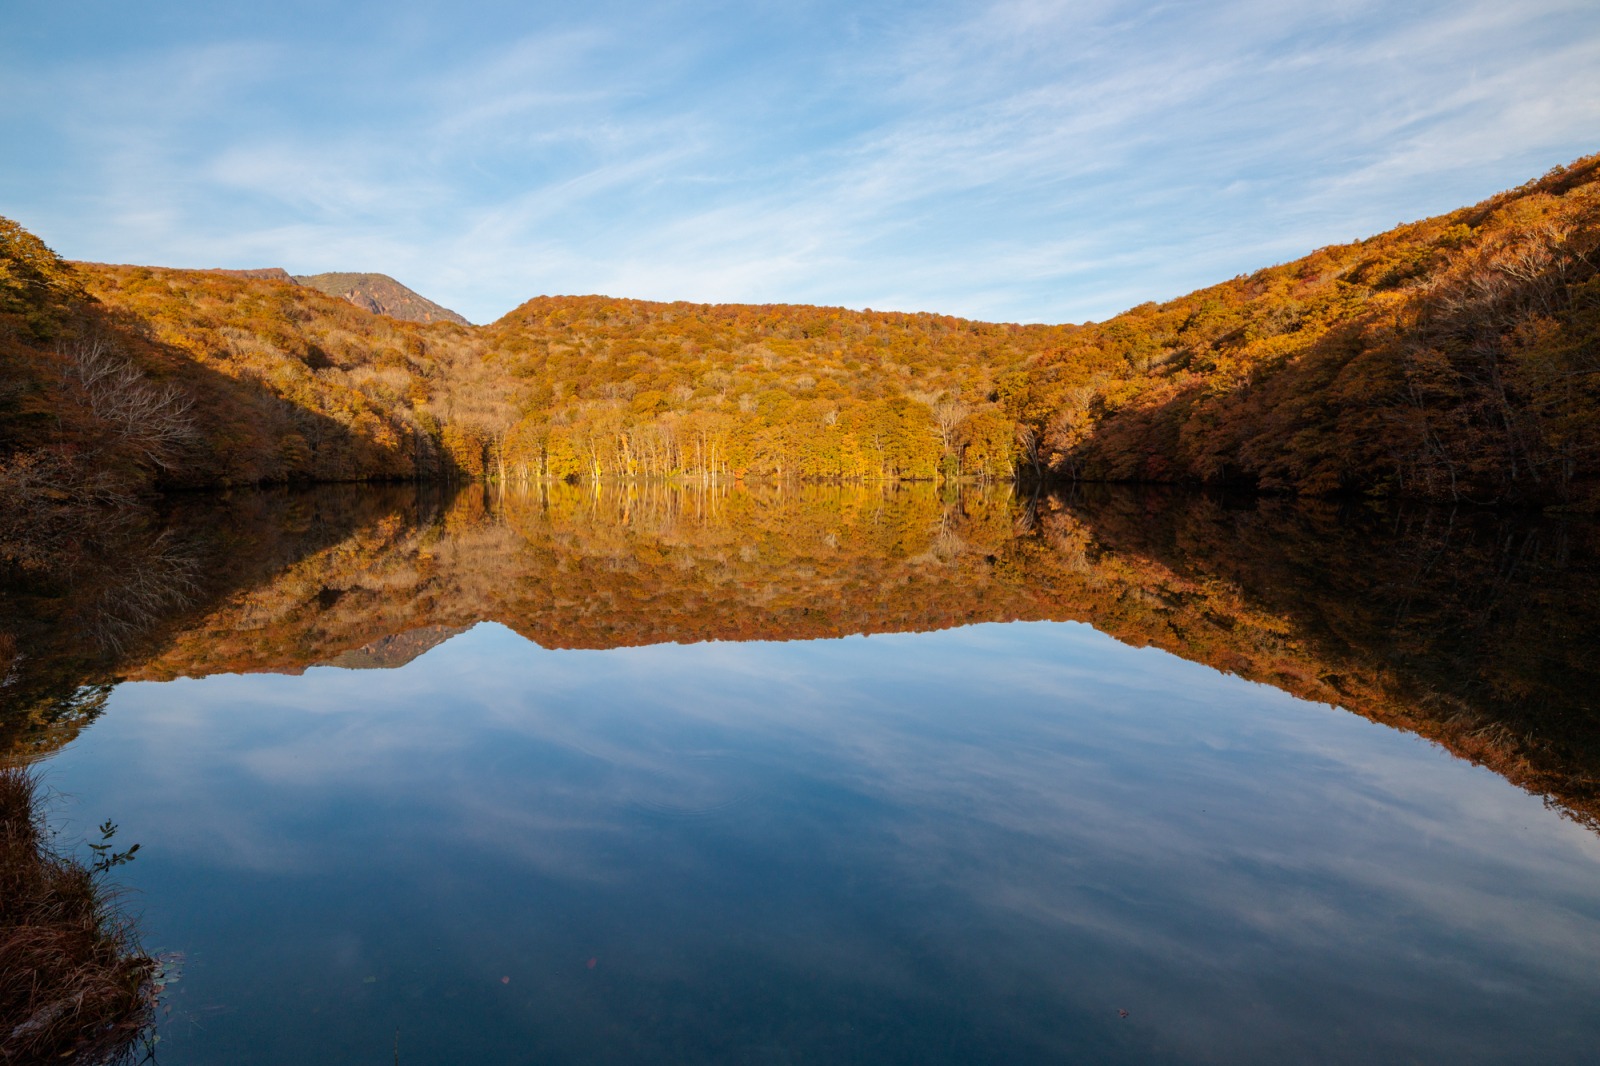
322,625 -> 471,670
203,268 -> 468,324
209,267 -> 297,283
293,272 -> 470,325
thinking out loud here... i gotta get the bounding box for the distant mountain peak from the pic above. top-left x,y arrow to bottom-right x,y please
210,267 -> 296,283
203,266 -> 470,325
320,625 -> 471,671
293,271 -> 470,325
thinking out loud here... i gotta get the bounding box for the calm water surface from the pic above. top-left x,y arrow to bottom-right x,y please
7,484 -> 1600,1064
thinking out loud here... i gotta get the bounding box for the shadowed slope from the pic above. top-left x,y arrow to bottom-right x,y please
1017,154 -> 1600,505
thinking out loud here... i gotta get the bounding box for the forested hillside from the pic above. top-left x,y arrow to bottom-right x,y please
1012,154 -> 1600,504
0,238 -> 456,566
477,298 -> 1064,483
1,151 -> 1596,511
474,153 -> 1599,503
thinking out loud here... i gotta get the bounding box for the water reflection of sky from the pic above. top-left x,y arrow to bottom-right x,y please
46,621 -> 1600,1065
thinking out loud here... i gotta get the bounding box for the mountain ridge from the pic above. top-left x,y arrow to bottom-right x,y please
1,151 -> 1597,511
204,266 -> 470,325
291,271 -> 470,326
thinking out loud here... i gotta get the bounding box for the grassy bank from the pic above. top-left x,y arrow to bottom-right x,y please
0,768 -> 156,1065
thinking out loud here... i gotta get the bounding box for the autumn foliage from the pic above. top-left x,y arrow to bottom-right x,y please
3,152 -> 1599,507
1012,155 -> 1600,505
475,298 -> 1057,483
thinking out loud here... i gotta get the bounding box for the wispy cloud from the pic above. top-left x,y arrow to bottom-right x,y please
1,0 -> 1595,323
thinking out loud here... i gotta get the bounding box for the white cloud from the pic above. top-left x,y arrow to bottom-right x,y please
1,0 -> 1595,323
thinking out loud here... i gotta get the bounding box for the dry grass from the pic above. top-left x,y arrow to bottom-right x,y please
0,768 -> 157,1065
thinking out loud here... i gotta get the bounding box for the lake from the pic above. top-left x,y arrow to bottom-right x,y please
4,482 -> 1599,1064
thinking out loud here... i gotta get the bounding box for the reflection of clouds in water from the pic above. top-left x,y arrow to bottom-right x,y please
79,620 -> 1600,1058
106,620 -> 1600,876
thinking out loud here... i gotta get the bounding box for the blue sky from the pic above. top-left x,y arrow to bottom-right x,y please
3,1 -> 1597,325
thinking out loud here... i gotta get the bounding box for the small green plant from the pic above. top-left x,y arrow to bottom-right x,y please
87,819 -> 140,875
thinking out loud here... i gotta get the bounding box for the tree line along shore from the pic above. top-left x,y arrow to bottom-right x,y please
2,152 -> 1597,523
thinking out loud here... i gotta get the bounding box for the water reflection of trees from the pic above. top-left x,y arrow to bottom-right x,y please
2,482 -> 1596,826
0,485 -> 448,758
1039,489 -> 1600,826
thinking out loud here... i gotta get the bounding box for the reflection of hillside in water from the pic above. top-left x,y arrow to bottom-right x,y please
3,482 -> 1597,826
0,486 -> 439,758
